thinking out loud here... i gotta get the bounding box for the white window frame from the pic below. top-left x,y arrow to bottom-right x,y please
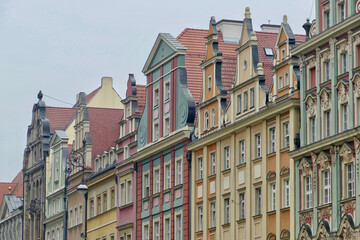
239,192 -> 245,220
164,81 -> 170,101
270,183 -> 276,211
283,122 -> 290,148
347,163 -> 355,198
154,88 -> 159,108
204,111 -> 209,131
153,220 -> 160,240
305,176 -> 312,209
210,152 -> 216,175
239,140 -> 245,164
143,223 -> 149,240
164,163 -> 171,190
210,201 -> 216,228
224,146 -> 230,170
256,134 -> 261,158
154,168 -> 160,194
324,111 -> 331,138
278,75 -> 283,89
224,197 -> 230,224
255,187 -> 261,215
197,205 -> 203,231
341,52 -> 348,73
244,91 -> 248,110
250,88 -> 255,108
164,217 -> 171,240
120,182 -> 126,206
269,127 -> 276,153
176,158 -> 183,185
237,94 -> 242,113
284,72 -> 289,86
197,157 -> 203,180
164,117 -> 170,136
175,213 -> 182,240
143,173 -> 150,198
284,179 -> 290,208
310,117 -> 316,143
323,170 -> 331,204
342,103 -> 349,131
211,108 -> 216,128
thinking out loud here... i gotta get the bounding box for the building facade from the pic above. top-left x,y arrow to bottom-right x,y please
188,10 -> 305,240
290,0 -> 360,239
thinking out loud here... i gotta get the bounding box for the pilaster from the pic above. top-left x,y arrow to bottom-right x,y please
300,58 -> 307,146
316,0 -> 320,35
245,127 -> 251,239
354,138 -> 360,226
289,108 -> 296,240
330,0 -> 336,28
330,38 -> 339,135
191,151 -> 196,240
316,48 -> 322,139
230,133 -> 236,239
215,142 -> 221,240
311,152 -> 318,233
331,146 -> 341,231
261,121 -> 267,239
276,115 -> 281,237
203,146 -> 208,238
348,31 -> 355,128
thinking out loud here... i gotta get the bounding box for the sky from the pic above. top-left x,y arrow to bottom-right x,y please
0,0 -> 315,182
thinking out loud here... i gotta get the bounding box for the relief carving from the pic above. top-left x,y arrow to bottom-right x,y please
337,83 -> 349,104
299,158 -> 312,176
317,152 -> 330,170
353,75 -> 360,97
320,90 -> 331,111
306,96 -> 317,117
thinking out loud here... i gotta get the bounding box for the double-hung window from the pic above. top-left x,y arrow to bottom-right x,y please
154,169 -> 160,194
237,94 -> 242,113
256,134 -> 261,158
224,146 -> 230,170
250,88 -> 255,108
239,140 -> 245,164
347,163 -> 354,198
144,174 -> 150,197
324,61 -> 330,81
224,198 -> 230,224
284,179 -> 290,208
198,206 -> 203,231
197,157 -> 203,180
323,170 -> 331,204
176,215 -> 182,240
210,152 -> 216,175
310,117 -> 316,143
239,192 -> 245,220
210,202 -> 216,228
154,88 -> 159,107
164,218 -> 170,240
270,183 -> 276,211
283,123 -> 289,148
176,159 -> 183,185
324,111 -> 331,137
244,91 -> 248,111
305,176 -> 312,209
269,127 -> 276,153
154,221 -> 160,240
255,187 -> 261,215
165,82 -> 170,101
341,52 -> 347,73
165,164 -> 171,189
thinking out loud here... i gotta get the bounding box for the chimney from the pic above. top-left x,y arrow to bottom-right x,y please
303,18 -> 311,40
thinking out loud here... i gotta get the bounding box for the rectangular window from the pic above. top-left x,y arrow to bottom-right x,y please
255,187 -> 261,215
281,48 -> 285,60
144,225 -> 149,240
310,117 -> 316,143
97,196 -> 101,215
283,122 -> 290,148
79,205 -> 83,224
110,188 -> 115,208
208,76 -> 212,90
165,164 -> 171,189
90,199 -> 94,217
256,134 -> 261,158
224,198 -> 230,224
210,201 -> 216,228
121,183 -> 125,205
323,170 -> 331,204
164,118 -> 170,136
154,88 -> 159,107
278,75 -> 283,89
305,176 -> 312,209
198,206 -> 203,231
103,192 -> 107,212
284,72 -> 289,86
154,169 -> 160,194
347,163 -> 354,198
127,180 -> 132,203
324,11 -> 330,30
269,127 -> 276,153
144,174 -> 150,197
244,91 -> 248,111
75,208 -> 78,225
176,214 -> 182,240
240,140 -> 245,164
176,159 -> 183,185
154,221 -> 160,240
284,179 -> 290,208
239,192 -> 245,220
271,183 -> 276,211
324,111 -> 331,137
339,3 -> 345,21
210,152 -> 216,175
250,88 -> 255,108
197,157 -> 203,180
310,67 -> 316,89
224,146 -> 230,170
341,52 -> 348,73
237,94 -> 242,113
154,123 -> 159,141
165,218 -> 171,240
324,61 -> 330,81
165,82 -> 170,101
343,103 -> 348,131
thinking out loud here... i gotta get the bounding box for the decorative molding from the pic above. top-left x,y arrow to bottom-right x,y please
352,74 -> 360,97
317,151 -> 330,170
339,143 -> 354,164
320,88 -> 332,111
299,157 -> 312,176
337,81 -> 349,104
305,95 -> 317,117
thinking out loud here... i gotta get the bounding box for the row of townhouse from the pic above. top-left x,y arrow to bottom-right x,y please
19,1 -> 360,240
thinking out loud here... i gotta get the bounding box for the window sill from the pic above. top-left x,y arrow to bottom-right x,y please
340,196 -> 356,203
252,214 -> 262,219
195,179 -> 203,184
222,223 -> 230,227
267,210 -> 276,215
208,226 -> 216,231
237,218 -> 246,223
237,162 -> 246,168
222,168 -> 231,174
299,208 -> 313,214
280,147 -> 290,153
152,192 -> 160,198
142,196 -> 150,201
281,207 -> 290,212
118,202 -> 133,210
317,203 -> 332,209
195,230 -> 203,234
252,157 -> 262,163
174,184 -> 183,190
163,188 -> 171,194
267,152 -> 276,157
337,71 -> 349,80
208,174 -> 216,180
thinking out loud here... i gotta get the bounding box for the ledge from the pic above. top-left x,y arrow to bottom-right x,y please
221,168 -> 231,174
118,202 -> 133,210
252,214 -> 262,219
267,210 -> 276,215
281,207 -> 290,212
237,162 -> 246,168
252,157 -> 262,163
317,203 -> 332,210
237,218 -> 246,224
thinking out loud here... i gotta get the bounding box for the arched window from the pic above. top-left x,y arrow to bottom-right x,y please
204,111 -> 209,131
211,108 -> 216,128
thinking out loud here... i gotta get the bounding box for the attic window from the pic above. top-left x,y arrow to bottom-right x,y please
264,48 -> 274,56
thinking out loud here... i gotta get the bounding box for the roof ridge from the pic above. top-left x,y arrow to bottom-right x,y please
176,28 -> 207,39
46,106 -> 75,109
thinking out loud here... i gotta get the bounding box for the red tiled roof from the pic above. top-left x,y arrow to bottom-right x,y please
46,107 -> 77,132
177,28 -> 207,104
87,108 -> 124,160
85,87 -> 100,103
11,170 -> 23,198
136,85 -> 146,115
256,31 -> 279,88
0,183 -> 17,204
294,34 -> 306,46
11,170 -> 22,184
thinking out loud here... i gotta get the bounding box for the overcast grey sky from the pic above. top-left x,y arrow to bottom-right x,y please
0,0 -> 315,182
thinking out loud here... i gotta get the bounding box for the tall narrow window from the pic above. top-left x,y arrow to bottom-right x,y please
281,48 -> 285,60
103,192 -> 107,212
310,67 -> 316,89
324,111 -> 331,137
165,164 -> 171,189
165,82 -> 170,101
204,111 -> 209,131
284,179 -> 290,208
154,123 -> 159,141
270,183 -> 276,211
121,183 -> 125,206
244,91 -> 248,111
240,140 -> 245,164
324,61 -> 330,81
144,174 -> 150,197
154,221 -> 160,240
324,11 -> 330,30
284,72 -> 289,86
154,88 -> 159,107
339,3 -> 345,22
208,76 -> 212,90
358,98 -> 360,126
341,52 -> 347,73
111,188 -> 115,208
154,169 -> 160,194
210,152 -> 216,175
305,176 -> 312,209
347,163 -> 354,198
343,103 -> 348,131
224,198 -> 230,224
256,134 -> 261,158
165,118 -> 170,136
250,88 -> 255,108
210,201 -> 216,228
239,192 -> 245,220
144,225 -> 149,240
97,196 -> 101,215
310,117 -> 316,143
237,94 -> 242,113
197,157 -> 203,180
127,180 -> 132,203
283,123 -> 290,148
90,199 -> 94,217
165,218 -> 170,240
224,146 -> 230,170
255,187 -> 261,215
176,159 -> 183,185
323,170 -> 331,204
269,127 -> 276,153
278,75 -> 283,89
176,215 -> 182,240
211,108 -> 216,128
198,206 -> 203,231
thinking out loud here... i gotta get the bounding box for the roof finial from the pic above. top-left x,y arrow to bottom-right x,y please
283,15 -> 288,24
37,90 -> 43,101
211,16 -> 216,21
8,186 -> 12,194
245,7 -> 251,18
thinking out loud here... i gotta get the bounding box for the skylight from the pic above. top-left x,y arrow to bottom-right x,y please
264,48 -> 274,56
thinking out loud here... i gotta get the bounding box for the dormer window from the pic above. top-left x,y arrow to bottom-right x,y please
208,76 -> 212,90
281,49 -> 285,60
264,48 -> 274,57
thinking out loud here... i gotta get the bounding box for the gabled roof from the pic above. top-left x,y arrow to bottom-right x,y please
85,87 -> 101,103
46,106 -> 77,132
87,108 -> 124,159
0,183 -> 17,205
3,194 -> 22,213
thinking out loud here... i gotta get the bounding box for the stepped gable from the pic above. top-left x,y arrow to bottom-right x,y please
177,28 -> 207,103
136,85 -> 146,115
46,106 -> 77,132
88,107 -> 124,159
255,31 -> 278,88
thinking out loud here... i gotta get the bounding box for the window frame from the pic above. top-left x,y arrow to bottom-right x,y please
239,140 -> 245,164
224,197 -> 230,224
197,156 -> 203,180
224,146 -> 230,170
283,122 -> 290,149
255,134 -> 261,158
210,152 -> 216,175
269,127 -> 276,153
304,176 -> 312,209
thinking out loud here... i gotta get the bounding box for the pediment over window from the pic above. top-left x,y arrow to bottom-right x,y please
266,170 -> 276,180
336,80 -> 349,104
316,151 -> 331,170
339,142 -> 355,163
351,73 -> 360,97
280,167 -> 290,176
305,94 -> 317,117
319,87 -> 331,111
298,157 -> 312,176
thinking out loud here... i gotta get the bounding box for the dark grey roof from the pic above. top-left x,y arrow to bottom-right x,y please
54,130 -> 68,139
4,195 -> 22,213
159,33 -> 187,50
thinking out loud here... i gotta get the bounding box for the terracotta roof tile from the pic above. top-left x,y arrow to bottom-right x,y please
0,183 -> 18,204
136,85 -> 146,115
256,31 -> 279,88
85,87 -> 100,103
11,170 -> 23,184
46,107 -> 77,132
294,34 -> 306,46
87,108 -> 124,160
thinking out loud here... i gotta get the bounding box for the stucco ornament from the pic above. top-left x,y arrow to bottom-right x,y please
318,208 -> 331,223
330,145 -> 338,166
354,137 -> 360,154
357,0 -> 360,13
329,38 -> 336,59
299,158 -> 312,176
306,96 -> 317,117
337,82 -> 348,104
353,74 -> 360,97
320,90 -> 331,111
339,143 -> 353,164
299,211 -> 313,230
323,2 -> 330,12
317,152 -> 330,170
